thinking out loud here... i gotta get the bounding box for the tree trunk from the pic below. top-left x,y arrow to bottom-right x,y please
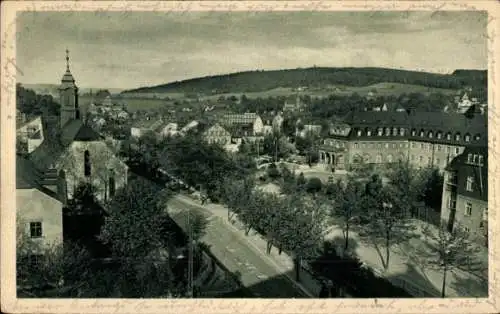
441,265 -> 447,298
385,232 -> 390,270
344,224 -> 349,251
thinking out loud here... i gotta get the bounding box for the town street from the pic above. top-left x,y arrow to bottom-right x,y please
166,196 -> 311,298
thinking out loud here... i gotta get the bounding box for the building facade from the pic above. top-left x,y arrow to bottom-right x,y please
441,146 -> 487,245
202,123 -> 231,145
318,111 -> 486,172
221,113 -> 264,136
16,116 -> 45,155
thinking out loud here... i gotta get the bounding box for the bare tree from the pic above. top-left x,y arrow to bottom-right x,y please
421,221 -> 481,297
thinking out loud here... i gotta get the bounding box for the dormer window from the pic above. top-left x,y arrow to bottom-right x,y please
399,128 -> 405,136
428,131 -> 433,139
446,133 -> 451,140
465,134 -> 471,142
437,132 -> 442,139
455,133 -> 461,141
420,130 -> 424,137
367,130 -> 372,136
392,128 -> 398,136
357,130 -> 362,136
385,127 -> 391,136
377,128 -> 383,136
411,129 -> 416,136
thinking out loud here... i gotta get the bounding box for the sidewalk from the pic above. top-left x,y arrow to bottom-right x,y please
176,193 -> 488,298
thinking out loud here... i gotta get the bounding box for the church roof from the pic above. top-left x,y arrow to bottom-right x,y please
61,120 -> 102,146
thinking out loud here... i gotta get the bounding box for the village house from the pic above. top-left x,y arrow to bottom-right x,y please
16,116 -> 45,155
282,94 -> 303,113
202,123 -> 231,145
441,146 -> 488,246
17,156 -> 65,256
159,122 -> 179,137
130,117 -> 164,138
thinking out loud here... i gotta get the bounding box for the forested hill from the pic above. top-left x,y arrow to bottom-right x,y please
121,67 -> 487,94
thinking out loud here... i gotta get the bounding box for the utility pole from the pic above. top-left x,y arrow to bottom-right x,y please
186,212 -> 194,298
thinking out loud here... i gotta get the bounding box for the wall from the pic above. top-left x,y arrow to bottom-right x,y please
17,189 -> 63,252
455,195 -> 487,238
58,141 -> 128,202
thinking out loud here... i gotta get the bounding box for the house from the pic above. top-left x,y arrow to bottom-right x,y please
440,146 -> 487,245
17,156 -> 65,255
178,120 -> 200,136
130,117 -> 164,138
282,94 -> 302,112
16,116 -> 45,155
296,124 -> 322,138
202,123 -> 231,145
220,112 -> 264,136
159,122 -> 179,137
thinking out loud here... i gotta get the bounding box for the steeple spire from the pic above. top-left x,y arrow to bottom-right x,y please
66,48 -> 70,71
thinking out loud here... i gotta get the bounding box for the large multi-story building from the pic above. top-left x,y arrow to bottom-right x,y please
318,110 -> 486,171
441,146 -> 488,244
220,113 -> 264,136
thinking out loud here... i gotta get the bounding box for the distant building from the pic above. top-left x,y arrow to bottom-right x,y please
159,122 -> 179,137
202,123 -> 231,145
296,124 -> 322,138
272,112 -> 284,133
221,113 -> 264,136
282,94 -> 303,112
16,116 -> 45,155
130,117 -> 164,138
441,146 -> 487,245
178,120 -> 200,136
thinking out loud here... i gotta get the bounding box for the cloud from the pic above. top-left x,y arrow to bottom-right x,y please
16,11 -> 487,89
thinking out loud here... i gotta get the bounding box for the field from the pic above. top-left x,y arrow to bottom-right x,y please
80,95 -> 173,112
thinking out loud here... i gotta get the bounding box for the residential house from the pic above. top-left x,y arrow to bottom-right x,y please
17,156 -> 65,255
178,120 -> 200,136
441,146 -> 487,245
17,116 -> 45,155
130,117 -> 164,138
159,122 -> 179,137
202,123 -> 231,145
296,124 -> 322,138
282,94 -> 303,113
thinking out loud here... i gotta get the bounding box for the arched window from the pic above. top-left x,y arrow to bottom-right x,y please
84,150 -> 91,177
446,132 -> 452,140
437,131 -> 442,139
419,129 -> 425,137
399,128 -> 405,136
464,133 -> 471,142
385,127 -> 390,136
108,169 -> 116,197
455,133 -> 461,141
428,131 -> 433,138
377,128 -> 383,136
392,127 -> 398,136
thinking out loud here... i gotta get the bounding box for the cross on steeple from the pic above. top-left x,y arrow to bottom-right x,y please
66,48 -> 70,71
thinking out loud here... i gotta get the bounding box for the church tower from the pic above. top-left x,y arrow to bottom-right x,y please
59,49 -> 79,128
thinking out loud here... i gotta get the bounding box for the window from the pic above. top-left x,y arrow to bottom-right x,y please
465,202 -> 472,216
392,143 -> 396,149
446,133 -> 451,140
385,143 -> 389,149
465,134 -> 471,142
420,130 -> 424,137
446,146 -> 450,153
473,154 -> 479,164
367,130 -> 372,136
478,155 -> 484,166
385,127 -> 391,136
455,133 -> 461,141
437,145 -> 441,151
392,128 -> 398,136
30,222 -> 42,238
464,226 -> 470,233
399,128 -> 405,136
84,150 -> 91,177
428,144 -> 432,151
109,169 -> 116,197
387,155 -> 393,163
377,143 -> 382,149
475,134 -> 481,141
411,129 -> 416,136
354,143 -> 359,149
448,198 -> 456,209
420,143 -> 424,149
377,128 -> 383,136
411,142 -> 416,148
467,153 -> 473,163
437,132 -> 442,139
428,131 -> 433,138
466,176 -> 474,192
455,147 -> 460,154
357,130 -> 362,136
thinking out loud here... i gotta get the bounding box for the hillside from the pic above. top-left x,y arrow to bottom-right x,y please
21,84 -> 124,97
121,67 -> 487,95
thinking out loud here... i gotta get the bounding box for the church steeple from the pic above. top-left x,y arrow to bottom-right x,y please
59,48 -> 79,128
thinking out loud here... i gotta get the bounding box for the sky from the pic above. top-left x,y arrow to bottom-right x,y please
16,11 -> 487,90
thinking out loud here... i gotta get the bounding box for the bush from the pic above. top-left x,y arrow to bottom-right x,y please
306,177 -> 322,193
267,163 -> 281,179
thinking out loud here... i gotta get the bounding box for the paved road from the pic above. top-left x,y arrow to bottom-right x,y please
166,197 -> 310,298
